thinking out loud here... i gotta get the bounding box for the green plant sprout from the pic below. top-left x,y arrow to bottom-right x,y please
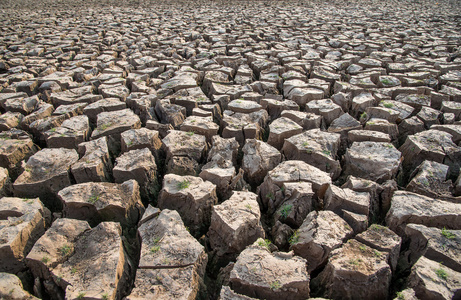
441,227 -> 455,239
59,244 -> 72,256
279,204 -> 292,219
289,230 -> 299,245
177,179 -> 190,190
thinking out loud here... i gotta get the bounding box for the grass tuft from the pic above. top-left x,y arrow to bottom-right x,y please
177,179 -> 191,190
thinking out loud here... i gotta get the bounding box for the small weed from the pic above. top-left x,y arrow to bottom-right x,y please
384,143 -> 394,149
289,230 -> 299,245
100,122 -> 112,131
102,293 -> 109,300
302,141 -> 309,147
150,245 -> 160,254
55,275 -> 62,283
71,267 -> 77,274
41,256 -> 50,264
435,265 -> 448,280
50,127 -> 57,132
151,237 -> 161,254
441,227 -> 455,240
359,245 -> 367,252
383,102 -> 394,108
245,204 -> 252,210
77,292 -> 85,299
360,112 -> 367,119
381,78 -> 392,85
279,204 -> 293,219
396,291 -> 405,300
186,131 -> 195,136
373,250 -> 382,258
59,244 -> 72,256
370,224 -> 386,231
266,192 -> 274,200
322,149 -> 331,156
348,259 -> 360,266
88,193 -> 100,204
270,280 -> 281,290
177,179 -> 191,190
185,226 -> 190,233
258,239 -> 271,250
344,224 -> 351,231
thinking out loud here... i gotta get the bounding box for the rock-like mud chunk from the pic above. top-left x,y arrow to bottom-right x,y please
312,239 -> 391,300
162,130 -> 208,163
291,210 -> 353,273
403,224 -> 461,273
0,167 -> 11,197
399,130 -> 461,182
229,239 -> 310,300
282,129 -> 341,179
258,160 -> 331,213
113,148 -> 158,203
158,174 -> 218,236
406,160 -> 456,202
323,185 -> 371,219
13,148 -> 79,210
343,141 -> 402,183
180,116 -> 219,143
219,286 -> 257,300
127,209 -> 207,300
0,272 -> 38,299
26,218 -> 90,296
242,139 -> 281,187
44,115 -> 90,149
0,112 -> 23,132
120,128 -> 163,165
199,136 -> 241,199
91,108 -> 141,153
71,137 -> 113,183
386,191 -> 461,235
58,180 -> 144,227
0,130 -> 38,178
0,197 -> 50,273
267,117 -> 302,150
207,191 -> 265,256
272,182 -> 315,228
407,256 -> 461,300
51,222 -> 133,300
355,224 -> 402,271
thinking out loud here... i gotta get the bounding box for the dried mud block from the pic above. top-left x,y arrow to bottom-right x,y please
0,197 -> 50,273
158,174 -> 217,236
127,209 -> 207,299
229,239 -> 310,300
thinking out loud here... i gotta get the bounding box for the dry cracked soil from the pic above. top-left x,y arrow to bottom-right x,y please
0,0 -> 461,299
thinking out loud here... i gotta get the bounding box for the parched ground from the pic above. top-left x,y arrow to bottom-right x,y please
0,0 -> 461,299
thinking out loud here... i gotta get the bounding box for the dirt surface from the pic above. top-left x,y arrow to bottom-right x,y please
0,0 -> 461,299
